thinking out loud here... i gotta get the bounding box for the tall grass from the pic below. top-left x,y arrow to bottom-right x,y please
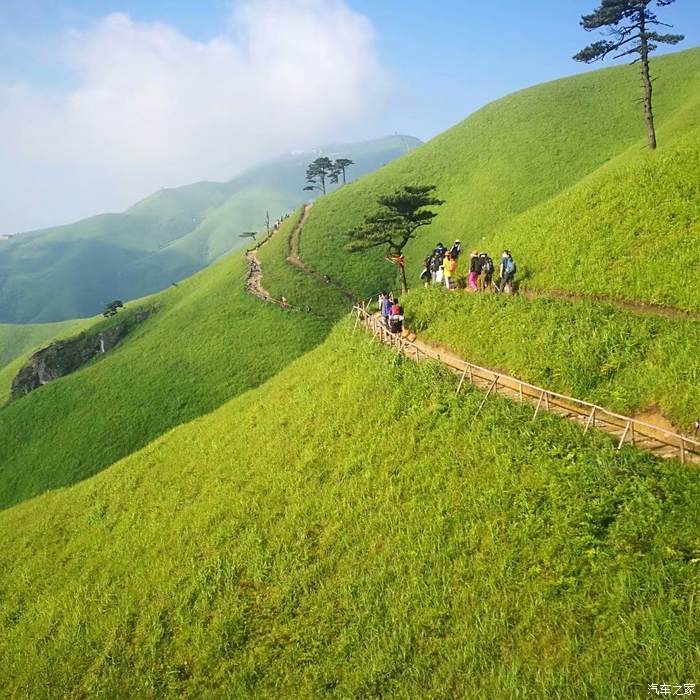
0,254 -> 332,510
297,48 -> 700,309
0,323 -> 697,698
405,286 -> 700,428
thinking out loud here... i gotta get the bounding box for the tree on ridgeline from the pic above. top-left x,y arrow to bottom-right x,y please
330,158 -> 355,185
303,157 -> 335,195
103,300 -> 124,318
574,0 -> 684,150
346,185 -> 444,295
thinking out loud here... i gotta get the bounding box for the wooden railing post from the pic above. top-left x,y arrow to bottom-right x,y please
618,422 -> 631,450
680,438 -> 686,465
532,391 -> 545,422
456,368 -> 468,395
584,407 -> 596,435
475,377 -> 498,417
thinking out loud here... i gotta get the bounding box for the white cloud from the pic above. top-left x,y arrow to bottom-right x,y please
0,0 -> 387,233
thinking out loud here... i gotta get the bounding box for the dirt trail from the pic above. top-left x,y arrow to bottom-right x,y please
245,249 -> 272,302
244,209 -> 698,464
520,287 -> 700,321
286,204 -> 357,303
358,310 -> 699,465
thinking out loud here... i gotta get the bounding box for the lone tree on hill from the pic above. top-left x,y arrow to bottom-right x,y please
574,0 -> 684,150
346,184 -> 444,295
303,157 -> 335,195
103,300 -> 124,318
331,158 -> 355,185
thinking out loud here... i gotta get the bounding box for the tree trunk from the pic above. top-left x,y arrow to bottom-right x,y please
342,168 -> 346,185
321,174 -> 326,195
399,264 -> 408,296
639,12 -> 657,150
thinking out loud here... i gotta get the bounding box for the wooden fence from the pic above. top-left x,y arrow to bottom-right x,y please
354,304 -> 700,465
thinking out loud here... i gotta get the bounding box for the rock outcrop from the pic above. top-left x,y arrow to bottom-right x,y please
9,310 -> 151,401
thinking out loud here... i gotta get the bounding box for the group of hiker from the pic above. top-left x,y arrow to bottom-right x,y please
420,241 -> 517,295
378,293 -> 404,334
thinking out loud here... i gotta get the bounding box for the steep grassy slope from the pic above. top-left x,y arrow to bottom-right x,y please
0,318 -> 88,370
0,252 -> 332,511
256,208 -> 351,317
0,136 -> 419,324
298,48 -> 700,310
1,323 -> 697,699
405,287 -> 700,429
491,114 -> 700,309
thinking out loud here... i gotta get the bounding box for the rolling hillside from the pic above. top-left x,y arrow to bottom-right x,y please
0,47 -> 699,699
1,323 -> 698,698
298,47 -> 700,311
0,135 -> 420,325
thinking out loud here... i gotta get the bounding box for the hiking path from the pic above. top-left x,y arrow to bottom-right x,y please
243,204 -> 699,465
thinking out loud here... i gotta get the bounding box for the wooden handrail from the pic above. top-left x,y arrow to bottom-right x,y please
353,305 -> 700,462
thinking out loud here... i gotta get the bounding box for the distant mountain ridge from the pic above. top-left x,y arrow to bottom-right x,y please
0,135 -> 422,324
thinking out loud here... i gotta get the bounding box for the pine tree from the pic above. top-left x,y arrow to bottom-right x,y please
303,157 -> 335,195
330,158 -> 355,185
102,300 -> 124,318
574,0 -> 684,150
346,185 -> 444,294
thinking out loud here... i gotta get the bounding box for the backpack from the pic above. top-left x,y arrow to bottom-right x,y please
481,256 -> 494,275
504,258 -> 516,275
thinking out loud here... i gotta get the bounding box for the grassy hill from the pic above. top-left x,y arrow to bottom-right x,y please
1,47 -> 699,698
298,48 -> 700,311
1,323 -> 698,698
0,136 -> 420,325
0,251 -> 340,511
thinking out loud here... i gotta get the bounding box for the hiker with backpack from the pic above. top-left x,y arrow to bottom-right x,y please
431,244 -> 446,283
468,251 -> 481,291
450,240 -> 462,260
420,254 -> 433,286
497,250 -> 517,294
479,252 -> 494,291
380,292 -> 393,327
389,298 -> 404,334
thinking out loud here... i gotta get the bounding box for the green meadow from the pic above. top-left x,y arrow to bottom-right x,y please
1,324 -> 698,699
298,48 -> 700,310
0,46 -> 698,699
0,255 -> 332,510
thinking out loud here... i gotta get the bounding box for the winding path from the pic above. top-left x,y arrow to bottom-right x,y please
243,204 -> 699,465
519,287 -> 699,321
286,204 -> 357,303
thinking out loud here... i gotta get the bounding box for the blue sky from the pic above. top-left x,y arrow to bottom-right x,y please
1,0 -> 698,233
3,0 -> 697,139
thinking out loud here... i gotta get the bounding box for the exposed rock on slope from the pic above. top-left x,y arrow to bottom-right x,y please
9,310 -> 151,401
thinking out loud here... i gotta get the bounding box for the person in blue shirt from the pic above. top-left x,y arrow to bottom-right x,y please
381,293 -> 394,327
497,250 -> 517,294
